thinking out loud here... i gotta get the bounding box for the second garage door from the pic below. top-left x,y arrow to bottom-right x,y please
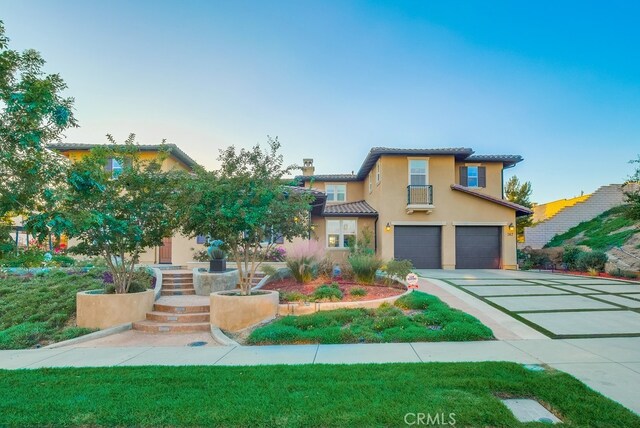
456,226 -> 501,269
394,226 -> 441,269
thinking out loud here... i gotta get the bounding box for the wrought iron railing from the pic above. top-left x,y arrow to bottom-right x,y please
407,185 -> 433,205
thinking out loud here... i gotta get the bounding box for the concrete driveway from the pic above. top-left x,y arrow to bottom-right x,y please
416,269 -> 640,339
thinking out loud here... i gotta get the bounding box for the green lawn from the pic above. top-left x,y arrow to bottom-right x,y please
0,363 -> 637,427
247,291 -> 493,345
0,270 -> 103,349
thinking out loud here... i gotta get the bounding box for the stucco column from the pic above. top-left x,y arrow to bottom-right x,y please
441,223 -> 456,269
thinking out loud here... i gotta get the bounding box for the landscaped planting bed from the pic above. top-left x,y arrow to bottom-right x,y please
1,362 -> 638,427
246,291 -> 493,344
263,277 -> 406,302
0,269 -> 104,349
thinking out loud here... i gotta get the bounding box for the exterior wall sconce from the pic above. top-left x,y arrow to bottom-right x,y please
385,222 -> 391,232
508,223 -> 515,232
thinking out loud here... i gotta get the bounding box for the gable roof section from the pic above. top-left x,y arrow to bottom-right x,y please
49,142 -> 199,170
450,184 -> 533,217
322,200 -> 378,217
296,147 -> 524,183
464,154 -> 523,168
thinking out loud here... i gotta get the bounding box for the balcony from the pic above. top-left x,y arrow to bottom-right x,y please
406,185 -> 434,214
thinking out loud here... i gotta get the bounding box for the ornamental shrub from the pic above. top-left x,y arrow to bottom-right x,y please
312,284 -> 343,301
576,250 -> 608,272
348,254 -> 383,284
383,259 -> 413,285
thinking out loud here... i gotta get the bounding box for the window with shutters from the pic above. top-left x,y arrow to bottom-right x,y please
460,166 -> 486,188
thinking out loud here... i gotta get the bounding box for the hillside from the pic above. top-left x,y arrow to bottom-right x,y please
545,205 -> 640,270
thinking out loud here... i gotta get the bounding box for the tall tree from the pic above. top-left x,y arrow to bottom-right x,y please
180,137 -> 315,295
624,155 -> 640,220
0,20 -> 77,218
505,175 -> 533,240
27,134 -> 186,293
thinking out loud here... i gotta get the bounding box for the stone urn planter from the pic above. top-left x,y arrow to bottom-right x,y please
76,289 -> 154,329
210,290 -> 279,332
193,268 -> 239,296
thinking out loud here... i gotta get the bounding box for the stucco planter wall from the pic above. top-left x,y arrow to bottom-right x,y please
193,268 -> 239,296
77,289 -> 154,329
210,290 -> 279,332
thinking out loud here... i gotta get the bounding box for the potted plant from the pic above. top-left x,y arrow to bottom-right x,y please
207,239 -> 226,272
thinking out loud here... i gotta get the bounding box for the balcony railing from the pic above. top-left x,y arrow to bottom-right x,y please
407,185 -> 433,205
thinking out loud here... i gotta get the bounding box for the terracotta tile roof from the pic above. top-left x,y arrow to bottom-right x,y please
49,142 -> 199,170
322,200 -> 378,217
465,155 -> 523,168
450,184 -> 533,217
297,174 -> 360,182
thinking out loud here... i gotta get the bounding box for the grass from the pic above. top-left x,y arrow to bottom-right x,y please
0,270 -> 103,349
545,205 -> 638,250
0,363 -> 638,426
247,291 -> 493,345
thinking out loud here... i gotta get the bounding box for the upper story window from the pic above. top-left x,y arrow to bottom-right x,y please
409,159 -> 428,186
326,184 -> 346,202
460,166 -> 486,188
376,162 -> 381,184
368,173 -> 372,193
326,219 -> 356,248
105,158 -> 124,178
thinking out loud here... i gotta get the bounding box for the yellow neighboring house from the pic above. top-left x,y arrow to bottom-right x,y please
50,142 -> 200,266
296,147 -> 532,270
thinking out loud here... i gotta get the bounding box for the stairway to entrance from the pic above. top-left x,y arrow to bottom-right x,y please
133,270 -> 210,333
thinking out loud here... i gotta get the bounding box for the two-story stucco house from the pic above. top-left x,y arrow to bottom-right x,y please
296,147 -> 532,270
50,143 -> 200,266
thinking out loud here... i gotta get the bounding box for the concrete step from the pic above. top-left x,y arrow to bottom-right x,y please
154,303 -> 210,313
161,288 -> 196,296
132,320 -> 210,333
162,282 -> 194,289
146,311 -> 210,323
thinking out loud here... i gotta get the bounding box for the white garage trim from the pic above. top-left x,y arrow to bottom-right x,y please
452,221 -> 508,226
391,221 -> 447,226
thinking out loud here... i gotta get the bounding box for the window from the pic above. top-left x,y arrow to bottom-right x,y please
326,219 -> 356,248
467,166 -> 479,187
376,162 -> 381,184
325,184 -> 346,202
368,173 -> 372,193
409,159 -> 427,186
105,158 -> 123,178
460,166 -> 486,188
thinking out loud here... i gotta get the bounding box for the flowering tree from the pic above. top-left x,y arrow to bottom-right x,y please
27,134 -> 186,293
181,137 -> 315,295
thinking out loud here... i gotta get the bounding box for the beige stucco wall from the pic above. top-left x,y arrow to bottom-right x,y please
76,289 -> 154,329
368,155 -> 516,269
61,149 -> 192,172
454,161 -> 504,199
306,155 -> 517,269
210,290 -> 279,332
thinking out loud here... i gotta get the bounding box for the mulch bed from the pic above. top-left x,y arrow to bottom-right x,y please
262,277 -> 406,302
552,270 -> 639,282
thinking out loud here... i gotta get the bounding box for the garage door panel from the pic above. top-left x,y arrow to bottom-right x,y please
456,226 -> 501,269
394,226 -> 441,269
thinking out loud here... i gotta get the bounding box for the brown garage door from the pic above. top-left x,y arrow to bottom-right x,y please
394,226 -> 441,269
455,226 -> 501,269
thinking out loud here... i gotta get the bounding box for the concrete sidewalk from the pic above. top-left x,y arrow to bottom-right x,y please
1,338 -> 639,414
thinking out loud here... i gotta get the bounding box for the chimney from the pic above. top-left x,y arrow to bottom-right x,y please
302,158 -> 315,176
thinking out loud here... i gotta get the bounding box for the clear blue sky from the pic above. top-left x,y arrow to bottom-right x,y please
2,1 -> 639,202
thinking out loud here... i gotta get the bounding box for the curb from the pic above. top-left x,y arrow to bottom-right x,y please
210,325 -> 240,347
42,323 -> 133,349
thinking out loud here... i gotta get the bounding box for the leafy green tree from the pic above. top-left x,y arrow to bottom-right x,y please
624,155 -> 640,220
27,134 -> 186,293
0,20 -> 77,218
505,175 -> 533,240
181,138 -> 315,295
